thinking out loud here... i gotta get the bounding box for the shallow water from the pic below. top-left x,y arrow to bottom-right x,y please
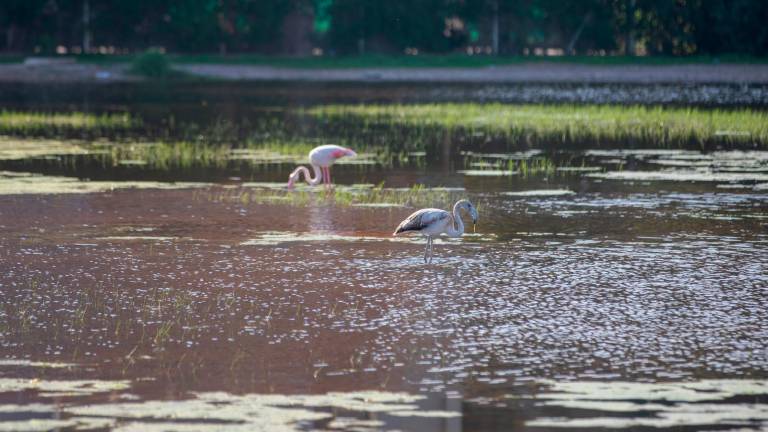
0,83 -> 767,431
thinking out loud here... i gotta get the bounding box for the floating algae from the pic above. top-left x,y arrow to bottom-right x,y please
588,170 -> 768,183
521,379 -> 768,429
457,169 -> 518,177
502,189 -> 576,197
0,377 -> 131,395
0,171 -> 210,195
0,359 -> 78,368
0,390 -> 458,432
240,231 -> 413,246
0,137 -> 101,160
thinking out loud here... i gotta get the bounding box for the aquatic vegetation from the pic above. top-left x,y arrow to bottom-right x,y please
588,170 -> 768,182
503,189 -> 575,196
0,171 -> 210,195
211,182 -> 468,209
522,379 -> 768,429
0,377 -> 131,395
0,137 -> 100,160
308,104 -> 768,148
0,387 -> 458,431
457,169 -> 518,176
0,110 -> 137,137
107,141 -> 233,169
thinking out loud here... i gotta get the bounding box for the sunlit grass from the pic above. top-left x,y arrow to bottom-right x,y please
0,110 -> 138,135
107,141 -> 232,169
204,183 -> 466,209
308,104 -> 768,148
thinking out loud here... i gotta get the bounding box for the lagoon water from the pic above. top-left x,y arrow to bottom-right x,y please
0,82 -> 767,431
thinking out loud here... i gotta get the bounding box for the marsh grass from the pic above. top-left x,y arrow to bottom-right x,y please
205,183 -> 465,209
0,110 -> 138,137
464,154 -> 558,177
107,141 -> 232,169
308,104 -> 768,149
18,137 -> 394,171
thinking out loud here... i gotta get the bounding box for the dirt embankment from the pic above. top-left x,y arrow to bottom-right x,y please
0,59 -> 767,84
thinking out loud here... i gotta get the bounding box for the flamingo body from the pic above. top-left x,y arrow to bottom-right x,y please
288,145 -> 356,189
394,199 -> 479,263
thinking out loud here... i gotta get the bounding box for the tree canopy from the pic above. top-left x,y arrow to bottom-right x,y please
1,0 -> 765,56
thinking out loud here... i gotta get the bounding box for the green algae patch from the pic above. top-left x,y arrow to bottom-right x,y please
0,110 -> 137,136
0,171 -> 210,195
211,183 -> 467,209
0,137 -> 99,160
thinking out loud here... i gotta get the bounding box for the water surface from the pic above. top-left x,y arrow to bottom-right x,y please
0,82 -> 766,431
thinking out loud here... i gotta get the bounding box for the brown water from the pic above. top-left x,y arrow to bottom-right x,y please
0,83 -> 767,431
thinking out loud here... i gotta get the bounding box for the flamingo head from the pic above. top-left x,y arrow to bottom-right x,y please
331,148 -> 357,159
286,171 -> 299,189
456,199 -> 479,232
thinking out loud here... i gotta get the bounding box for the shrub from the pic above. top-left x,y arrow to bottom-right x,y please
130,49 -> 171,78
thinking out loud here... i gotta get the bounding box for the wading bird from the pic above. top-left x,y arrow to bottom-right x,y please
393,199 -> 479,263
287,145 -> 357,189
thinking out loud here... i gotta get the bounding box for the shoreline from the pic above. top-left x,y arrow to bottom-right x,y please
1,61 -> 767,84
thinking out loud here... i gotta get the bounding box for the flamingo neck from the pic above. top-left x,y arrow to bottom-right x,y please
446,202 -> 465,237
289,164 -> 323,186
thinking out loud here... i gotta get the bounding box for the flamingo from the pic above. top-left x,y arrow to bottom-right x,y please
393,199 -> 479,263
287,144 -> 357,189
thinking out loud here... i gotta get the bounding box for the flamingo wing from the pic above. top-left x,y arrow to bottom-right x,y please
310,145 -> 356,166
393,208 -> 449,235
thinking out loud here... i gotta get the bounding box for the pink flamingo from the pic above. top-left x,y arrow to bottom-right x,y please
287,145 -> 357,189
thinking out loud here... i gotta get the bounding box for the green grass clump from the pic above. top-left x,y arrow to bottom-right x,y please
108,141 -> 231,169
0,110 -> 137,136
130,49 -> 172,78
208,183 -> 465,210
307,104 -> 768,148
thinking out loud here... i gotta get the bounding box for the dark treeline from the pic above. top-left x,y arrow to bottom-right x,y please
1,0 -> 766,56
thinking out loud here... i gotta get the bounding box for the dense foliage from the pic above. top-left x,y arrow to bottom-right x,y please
0,0 -> 765,56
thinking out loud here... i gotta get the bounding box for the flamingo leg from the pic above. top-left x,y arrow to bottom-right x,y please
327,167 -> 333,188
423,237 -> 430,263
322,167 -> 329,188
428,237 -> 434,263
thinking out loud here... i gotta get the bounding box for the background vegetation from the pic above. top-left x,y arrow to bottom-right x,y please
0,0 -> 766,58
